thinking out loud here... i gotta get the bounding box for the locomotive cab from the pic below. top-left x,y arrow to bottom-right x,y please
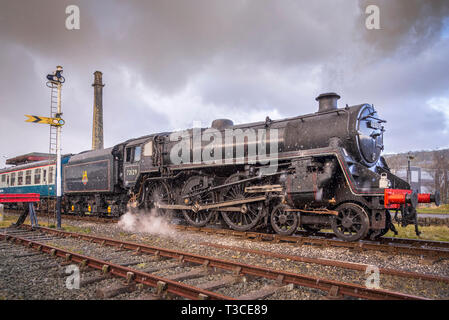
123,141 -> 143,187
122,136 -> 158,189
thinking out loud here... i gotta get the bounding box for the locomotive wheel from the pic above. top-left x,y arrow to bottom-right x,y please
220,173 -> 264,231
331,203 -> 370,241
143,182 -> 171,215
270,205 -> 298,236
181,176 -> 215,227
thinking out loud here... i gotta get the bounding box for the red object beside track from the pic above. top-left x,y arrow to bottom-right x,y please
0,193 -> 40,203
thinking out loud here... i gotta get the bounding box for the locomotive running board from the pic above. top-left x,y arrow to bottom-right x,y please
156,196 -> 267,213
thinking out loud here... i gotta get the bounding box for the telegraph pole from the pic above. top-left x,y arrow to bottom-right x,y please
406,152 -> 415,186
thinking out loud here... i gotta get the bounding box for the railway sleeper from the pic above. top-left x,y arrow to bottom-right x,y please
140,261 -> 183,274
196,275 -> 239,291
165,267 -> 210,282
237,283 -> 294,300
96,283 -> 136,299
79,274 -> 110,288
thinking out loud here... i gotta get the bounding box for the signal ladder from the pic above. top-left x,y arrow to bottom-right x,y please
46,82 -> 58,221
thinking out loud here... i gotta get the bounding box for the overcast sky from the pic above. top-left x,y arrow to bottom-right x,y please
1,0 -> 449,167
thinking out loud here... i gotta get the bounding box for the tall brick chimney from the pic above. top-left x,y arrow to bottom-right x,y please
92,71 -> 104,150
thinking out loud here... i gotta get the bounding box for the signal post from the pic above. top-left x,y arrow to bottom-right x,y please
26,66 -> 65,229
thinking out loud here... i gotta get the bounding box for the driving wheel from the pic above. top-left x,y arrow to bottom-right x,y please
331,203 -> 370,241
270,205 -> 298,236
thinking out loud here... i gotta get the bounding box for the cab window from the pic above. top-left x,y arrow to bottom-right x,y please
126,148 -> 133,162
125,146 -> 142,163
134,146 -> 141,162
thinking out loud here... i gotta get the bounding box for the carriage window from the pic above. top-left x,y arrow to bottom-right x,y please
25,170 -> 32,185
34,169 -> 41,185
11,173 -> 15,186
49,167 -> 54,184
1,174 -> 5,186
43,169 -> 47,184
134,146 -> 141,162
6,175 -> 9,187
17,171 -> 23,186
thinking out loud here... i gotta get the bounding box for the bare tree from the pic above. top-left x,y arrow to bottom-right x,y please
432,150 -> 449,204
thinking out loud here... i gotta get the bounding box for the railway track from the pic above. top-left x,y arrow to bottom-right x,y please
5,208 -> 449,260
0,225 -> 431,300
200,242 -> 449,283
175,225 -> 449,261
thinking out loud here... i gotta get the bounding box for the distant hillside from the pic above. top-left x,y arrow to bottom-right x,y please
384,149 -> 449,170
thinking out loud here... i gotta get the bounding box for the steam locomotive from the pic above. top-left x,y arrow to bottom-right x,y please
60,92 -> 440,241
1,93 -> 440,241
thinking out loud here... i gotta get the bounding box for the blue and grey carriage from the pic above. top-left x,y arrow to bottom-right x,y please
0,155 -> 71,210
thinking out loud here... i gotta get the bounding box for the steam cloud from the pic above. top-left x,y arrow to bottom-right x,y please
118,209 -> 177,238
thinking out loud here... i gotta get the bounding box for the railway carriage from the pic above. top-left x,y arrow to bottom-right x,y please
0,156 -> 71,210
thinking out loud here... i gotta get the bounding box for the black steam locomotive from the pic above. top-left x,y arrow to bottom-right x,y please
63,93 -> 439,241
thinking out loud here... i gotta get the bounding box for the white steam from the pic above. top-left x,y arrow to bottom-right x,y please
118,209 -> 177,237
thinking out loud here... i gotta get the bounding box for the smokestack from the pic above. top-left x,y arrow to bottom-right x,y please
315,92 -> 340,113
92,71 -> 104,150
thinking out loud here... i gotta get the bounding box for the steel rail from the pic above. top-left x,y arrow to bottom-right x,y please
175,226 -> 449,259
6,208 -> 449,254
294,230 -> 449,249
201,242 -> 449,284
19,225 -> 427,300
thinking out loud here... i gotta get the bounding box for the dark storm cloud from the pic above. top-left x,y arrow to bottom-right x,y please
1,0 -> 360,92
0,0 -> 448,167
358,0 -> 449,55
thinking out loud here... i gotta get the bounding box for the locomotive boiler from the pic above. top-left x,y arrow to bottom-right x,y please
62,93 -> 440,241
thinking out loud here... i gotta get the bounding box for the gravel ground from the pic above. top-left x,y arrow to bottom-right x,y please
0,241 -> 155,300
1,212 -> 449,299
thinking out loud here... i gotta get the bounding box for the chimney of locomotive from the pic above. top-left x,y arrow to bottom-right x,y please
316,92 -> 340,113
92,71 -> 105,150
